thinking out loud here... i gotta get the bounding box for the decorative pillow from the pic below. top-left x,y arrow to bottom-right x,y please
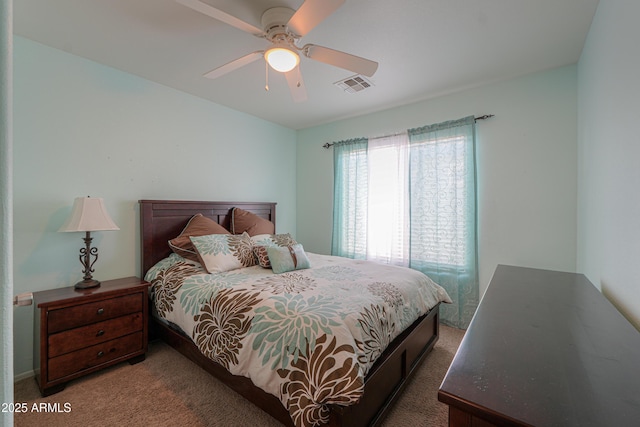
169,213 -> 229,262
253,245 -> 272,268
190,232 -> 255,273
250,233 -> 297,247
267,244 -> 311,274
231,207 -> 275,236
251,234 -> 298,268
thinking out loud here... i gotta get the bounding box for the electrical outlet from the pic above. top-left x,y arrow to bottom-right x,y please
13,292 -> 33,306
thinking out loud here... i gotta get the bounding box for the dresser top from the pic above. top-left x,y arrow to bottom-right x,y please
33,276 -> 148,307
439,265 -> 640,427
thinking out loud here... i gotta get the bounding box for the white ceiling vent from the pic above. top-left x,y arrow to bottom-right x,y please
334,75 -> 374,93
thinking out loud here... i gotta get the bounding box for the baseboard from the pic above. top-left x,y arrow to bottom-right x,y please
14,370 -> 34,382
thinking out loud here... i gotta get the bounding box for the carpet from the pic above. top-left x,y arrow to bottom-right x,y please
14,325 -> 464,427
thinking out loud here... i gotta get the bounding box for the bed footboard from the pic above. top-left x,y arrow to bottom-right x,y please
149,303 -> 440,427
328,305 -> 440,427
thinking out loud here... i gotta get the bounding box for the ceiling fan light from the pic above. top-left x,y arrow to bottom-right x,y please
265,47 -> 299,73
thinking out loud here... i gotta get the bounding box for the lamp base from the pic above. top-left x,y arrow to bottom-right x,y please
75,279 -> 101,289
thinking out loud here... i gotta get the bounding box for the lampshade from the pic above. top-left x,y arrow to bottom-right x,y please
264,46 -> 299,73
59,197 -> 120,232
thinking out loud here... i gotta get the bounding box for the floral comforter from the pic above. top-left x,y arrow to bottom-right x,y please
145,252 -> 451,427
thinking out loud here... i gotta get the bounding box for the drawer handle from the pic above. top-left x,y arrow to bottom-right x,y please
97,351 -> 104,358
97,308 -> 104,315
96,330 -> 105,337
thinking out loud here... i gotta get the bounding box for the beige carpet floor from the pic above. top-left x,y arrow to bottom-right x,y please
14,325 -> 464,427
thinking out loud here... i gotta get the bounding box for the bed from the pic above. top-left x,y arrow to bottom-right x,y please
139,199 -> 450,427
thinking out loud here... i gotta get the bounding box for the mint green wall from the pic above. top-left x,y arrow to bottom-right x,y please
12,37 -> 297,378
577,0 -> 640,328
296,66 -> 578,296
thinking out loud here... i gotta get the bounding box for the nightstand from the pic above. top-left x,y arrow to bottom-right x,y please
33,277 -> 149,396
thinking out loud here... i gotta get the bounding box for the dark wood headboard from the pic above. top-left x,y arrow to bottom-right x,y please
139,200 -> 276,277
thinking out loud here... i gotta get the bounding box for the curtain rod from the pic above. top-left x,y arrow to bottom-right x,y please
322,114 -> 494,149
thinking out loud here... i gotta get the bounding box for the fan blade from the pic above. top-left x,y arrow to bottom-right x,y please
305,44 -> 378,77
287,0 -> 345,37
284,65 -> 308,103
203,51 -> 264,79
176,0 -> 264,36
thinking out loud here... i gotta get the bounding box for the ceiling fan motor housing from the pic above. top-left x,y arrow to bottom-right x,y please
262,7 -> 297,41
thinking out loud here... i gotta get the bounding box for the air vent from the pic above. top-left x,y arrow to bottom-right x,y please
334,75 -> 374,93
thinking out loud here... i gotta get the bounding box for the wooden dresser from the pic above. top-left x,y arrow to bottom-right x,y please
438,265 -> 640,427
33,277 -> 149,396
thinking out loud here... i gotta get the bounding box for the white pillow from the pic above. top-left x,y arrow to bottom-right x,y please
250,233 -> 297,247
190,232 -> 255,273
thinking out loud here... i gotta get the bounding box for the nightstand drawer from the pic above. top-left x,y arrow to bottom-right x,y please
48,293 -> 142,333
34,277 -> 149,396
48,312 -> 143,358
48,332 -> 143,381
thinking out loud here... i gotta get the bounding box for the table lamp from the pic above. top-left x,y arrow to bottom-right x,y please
59,197 -> 119,289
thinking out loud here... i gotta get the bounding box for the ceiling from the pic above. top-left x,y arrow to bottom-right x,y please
14,0 -> 599,130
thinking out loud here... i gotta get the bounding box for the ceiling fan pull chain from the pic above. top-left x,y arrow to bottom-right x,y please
265,61 -> 269,91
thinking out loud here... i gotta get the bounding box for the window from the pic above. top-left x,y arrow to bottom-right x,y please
332,116 -> 479,328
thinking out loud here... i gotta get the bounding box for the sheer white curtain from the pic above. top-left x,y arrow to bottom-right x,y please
366,133 -> 410,266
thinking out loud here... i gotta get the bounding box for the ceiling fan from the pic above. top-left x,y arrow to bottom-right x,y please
176,0 -> 379,102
